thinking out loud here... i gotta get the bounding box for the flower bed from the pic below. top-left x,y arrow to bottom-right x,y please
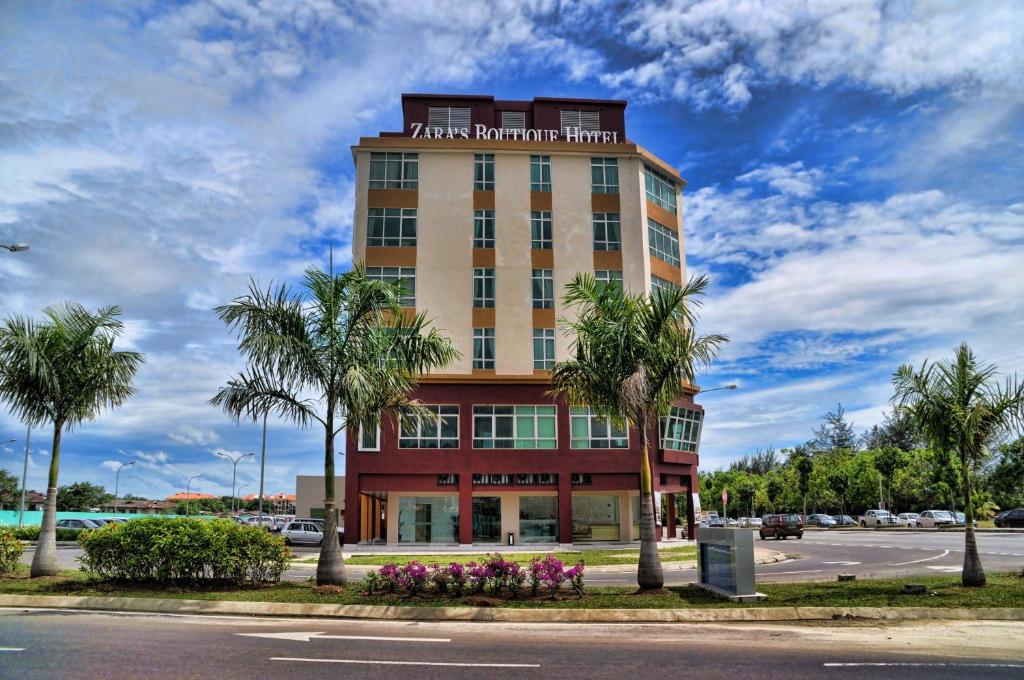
363,553 -> 585,599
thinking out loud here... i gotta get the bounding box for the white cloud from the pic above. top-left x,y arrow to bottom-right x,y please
598,1 -> 1024,109
737,162 -> 824,198
168,427 -> 220,448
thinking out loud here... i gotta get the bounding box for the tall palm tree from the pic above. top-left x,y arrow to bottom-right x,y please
892,342 -> 1024,587
0,304 -> 143,576
550,273 -> 726,591
210,265 -> 457,585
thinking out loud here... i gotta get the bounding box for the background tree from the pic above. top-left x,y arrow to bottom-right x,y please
982,437 -> 1024,510
811,404 -> 857,453
861,409 -> 920,451
55,482 -> 111,511
175,497 -> 227,515
0,469 -> 19,510
873,446 -> 907,512
792,453 -> 814,516
0,303 -> 142,576
828,469 -> 850,517
211,265 -> 457,585
550,273 -> 726,591
893,342 -> 1024,587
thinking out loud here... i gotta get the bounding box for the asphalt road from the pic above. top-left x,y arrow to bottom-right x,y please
1,609 -> 1022,679
19,531 -> 1024,586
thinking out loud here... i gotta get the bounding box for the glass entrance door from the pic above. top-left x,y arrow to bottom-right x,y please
472,496 -> 501,543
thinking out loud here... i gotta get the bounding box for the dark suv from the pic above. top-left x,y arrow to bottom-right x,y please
759,513 -> 804,540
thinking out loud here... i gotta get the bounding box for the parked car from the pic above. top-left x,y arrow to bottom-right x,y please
832,514 -> 857,527
55,518 -> 102,530
744,517 -> 763,528
897,512 -> 920,527
759,513 -> 803,540
860,509 -> 898,527
916,510 -> 955,528
953,512 -> 977,527
101,517 -> 129,524
725,517 -> 739,527
280,520 -> 344,546
244,515 -> 277,530
805,514 -> 836,527
707,516 -> 727,528
994,508 -> 1024,528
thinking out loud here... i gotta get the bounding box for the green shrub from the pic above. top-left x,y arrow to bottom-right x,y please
0,528 -> 24,574
10,526 -> 85,542
79,518 -> 290,584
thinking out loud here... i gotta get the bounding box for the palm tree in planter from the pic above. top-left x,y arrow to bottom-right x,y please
0,304 -> 143,576
892,342 -> 1024,587
550,273 -> 726,591
211,265 -> 457,585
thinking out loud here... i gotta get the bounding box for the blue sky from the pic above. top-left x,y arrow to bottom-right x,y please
1,1 -> 1022,500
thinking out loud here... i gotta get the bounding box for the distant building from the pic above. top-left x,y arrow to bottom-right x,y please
240,492 -> 296,515
165,492 -> 216,502
98,499 -> 178,515
0,490 -> 45,511
294,476 -> 345,522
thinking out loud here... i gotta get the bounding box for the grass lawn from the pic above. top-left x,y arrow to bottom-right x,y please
2,570 -> 1021,610
311,545 -> 697,567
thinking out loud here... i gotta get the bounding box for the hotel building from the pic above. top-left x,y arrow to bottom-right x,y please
343,94 -> 705,546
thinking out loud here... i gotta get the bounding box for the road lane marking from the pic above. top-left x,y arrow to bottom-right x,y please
824,663 -> 1024,668
238,632 -> 449,643
926,566 -> 962,572
822,561 -> 861,566
767,570 -> 824,575
888,550 -> 949,566
0,648 -> 25,652
272,657 -> 540,668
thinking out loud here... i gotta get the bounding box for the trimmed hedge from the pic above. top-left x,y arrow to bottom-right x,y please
79,518 -> 290,584
10,526 -> 85,542
0,528 -> 24,574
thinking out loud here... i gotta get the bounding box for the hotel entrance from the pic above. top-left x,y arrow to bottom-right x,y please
358,493 -> 387,544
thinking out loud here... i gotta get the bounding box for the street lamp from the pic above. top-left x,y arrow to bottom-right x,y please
237,482 -> 251,514
700,384 -> 738,394
216,451 -> 254,513
1,243 -> 29,252
186,475 -> 202,516
113,461 -> 135,516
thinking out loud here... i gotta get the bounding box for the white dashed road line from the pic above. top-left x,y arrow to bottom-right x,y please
888,550 -> 950,566
271,658 -> 540,668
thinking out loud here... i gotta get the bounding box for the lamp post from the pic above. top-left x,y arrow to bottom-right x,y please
699,384 -> 738,394
19,426 -> 29,527
113,461 -> 135,516
1,243 -> 29,252
237,483 -> 251,514
258,410 -> 268,519
186,475 -> 202,516
216,451 -> 253,513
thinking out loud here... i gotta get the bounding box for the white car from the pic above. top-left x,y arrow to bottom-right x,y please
745,517 -> 763,528
897,512 -> 920,527
281,520 -> 345,546
860,509 -> 898,527
917,510 -> 955,528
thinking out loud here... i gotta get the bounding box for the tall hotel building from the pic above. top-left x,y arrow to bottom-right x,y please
343,94 -> 705,546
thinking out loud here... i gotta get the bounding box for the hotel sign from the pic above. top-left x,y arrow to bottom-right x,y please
411,124 -> 620,144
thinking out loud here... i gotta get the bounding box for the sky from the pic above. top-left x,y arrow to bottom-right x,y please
1,1 -> 1022,500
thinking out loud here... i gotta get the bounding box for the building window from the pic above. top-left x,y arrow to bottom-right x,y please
644,165 -> 677,214
473,210 -> 495,248
650,274 -> 679,297
366,267 -> 415,307
473,328 -> 495,369
367,207 -> 417,247
473,268 -> 495,308
530,211 -> 552,249
369,152 -> 418,189
427,106 -> 470,132
501,111 -> 526,129
570,407 -> 629,448
591,158 -> 619,194
660,406 -> 703,453
437,474 -> 459,486
473,474 -> 513,486
397,495 -> 458,543
399,405 -> 459,448
647,218 -> 680,267
519,496 -> 557,543
561,110 -> 600,135
532,269 -> 554,309
474,153 -> 494,190
358,425 -> 380,452
530,155 -> 551,192
515,473 -> 557,486
533,328 -> 555,370
593,213 -> 621,251
473,405 -> 557,449
571,473 -> 592,486
595,270 -> 623,290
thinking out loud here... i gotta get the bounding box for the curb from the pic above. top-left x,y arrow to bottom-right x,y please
2,594 -> 1022,624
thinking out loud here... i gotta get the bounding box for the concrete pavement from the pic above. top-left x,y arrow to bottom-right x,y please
1,608 -> 1022,679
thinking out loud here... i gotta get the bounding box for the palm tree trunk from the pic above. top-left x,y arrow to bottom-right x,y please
31,423 -> 61,577
959,450 -> 985,587
317,411 -> 346,585
636,421 -> 664,591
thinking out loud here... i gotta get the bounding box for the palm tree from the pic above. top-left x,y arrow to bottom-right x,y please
550,273 -> 726,591
892,343 -> 1024,587
0,304 -> 142,576
210,265 -> 457,585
